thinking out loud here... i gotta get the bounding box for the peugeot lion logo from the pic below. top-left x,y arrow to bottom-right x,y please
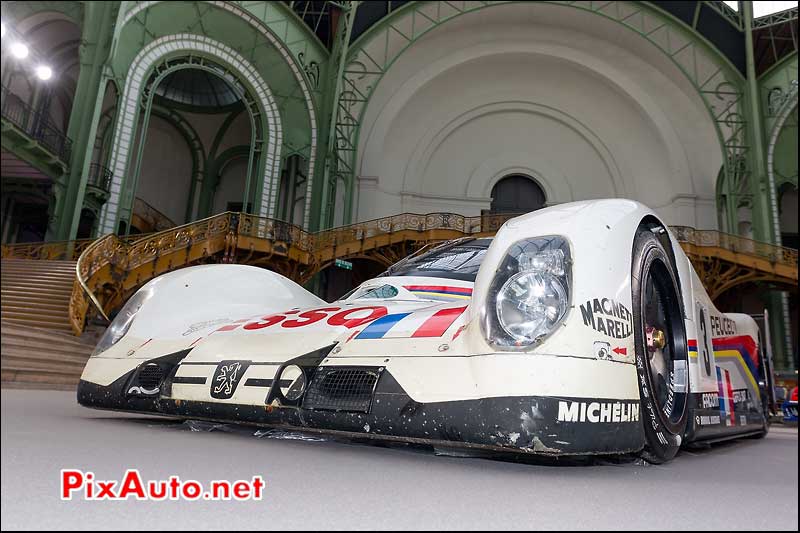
210,361 -> 248,400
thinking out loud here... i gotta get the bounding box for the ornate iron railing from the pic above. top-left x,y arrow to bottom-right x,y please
132,197 -> 177,233
71,211 -> 521,333
670,226 -> 798,268
1,234 -> 150,262
65,215 -> 799,336
238,213 -> 314,251
312,212 -> 518,249
0,85 -> 73,163
72,213 -> 234,329
1,239 -> 95,261
87,163 -> 113,192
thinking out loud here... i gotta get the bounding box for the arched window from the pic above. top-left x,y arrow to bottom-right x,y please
490,175 -> 546,214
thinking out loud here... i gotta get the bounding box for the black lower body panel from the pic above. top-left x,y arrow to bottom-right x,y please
77,367 -> 646,456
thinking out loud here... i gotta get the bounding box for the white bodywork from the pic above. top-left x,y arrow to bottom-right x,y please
80,199 -> 763,441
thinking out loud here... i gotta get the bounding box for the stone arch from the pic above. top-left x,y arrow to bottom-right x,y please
99,34 -> 283,233
117,0 -> 320,228
334,1 -> 744,226
767,85 -> 798,245
404,100 -> 626,202
131,60 -> 255,229
489,174 -> 547,213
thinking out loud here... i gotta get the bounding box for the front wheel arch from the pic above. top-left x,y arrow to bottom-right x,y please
631,226 -> 691,463
637,216 -> 686,318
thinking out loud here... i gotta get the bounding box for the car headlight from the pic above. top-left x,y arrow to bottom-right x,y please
92,287 -> 152,356
483,236 -> 571,349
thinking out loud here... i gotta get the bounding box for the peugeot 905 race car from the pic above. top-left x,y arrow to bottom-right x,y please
77,199 -> 771,463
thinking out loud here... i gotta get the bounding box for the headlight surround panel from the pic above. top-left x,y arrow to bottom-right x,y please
91,287 -> 153,356
482,236 -> 572,350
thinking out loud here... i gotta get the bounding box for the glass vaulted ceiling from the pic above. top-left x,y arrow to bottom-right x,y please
155,68 -> 242,109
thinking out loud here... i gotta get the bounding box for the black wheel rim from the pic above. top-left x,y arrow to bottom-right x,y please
642,258 -> 688,426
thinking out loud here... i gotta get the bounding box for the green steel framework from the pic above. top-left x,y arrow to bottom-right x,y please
4,1 -> 792,241
120,58 -> 262,234
112,0 -> 326,230
326,1 -> 757,234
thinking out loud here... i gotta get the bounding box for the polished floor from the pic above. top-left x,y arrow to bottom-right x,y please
1,389 -> 797,530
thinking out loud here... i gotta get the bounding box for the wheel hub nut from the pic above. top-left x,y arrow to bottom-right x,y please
646,326 -> 666,352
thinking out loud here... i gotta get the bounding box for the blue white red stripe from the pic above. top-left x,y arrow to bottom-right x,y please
356,306 -> 467,339
687,335 -> 760,390
716,367 -> 735,426
403,285 -> 472,300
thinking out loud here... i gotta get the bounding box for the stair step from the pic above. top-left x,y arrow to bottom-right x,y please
0,301 -> 70,313
0,273 -> 76,286
2,262 -> 76,268
0,379 -> 77,391
1,300 -> 70,310
1,291 -> 72,303
0,354 -> 86,372
0,360 -> 84,377
1,310 -> 71,322
1,270 -> 77,278
1,312 -> 71,323
1,319 -> 74,333
1,331 -> 95,352
1,341 -> 94,362
0,287 -> 74,299
1,276 -> 75,286
0,257 -> 97,390
0,360 -> 87,377
1,259 -> 77,266
1,352 -> 91,371
0,322 -> 98,347
1,368 -> 81,385
1,265 -> 76,273
1,288 -> 71,297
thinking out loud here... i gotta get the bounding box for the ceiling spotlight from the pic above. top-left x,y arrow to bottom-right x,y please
11,42 -> 29,59
36,65 -> 53,81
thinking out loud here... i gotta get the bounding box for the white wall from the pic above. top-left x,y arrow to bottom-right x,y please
179,110 -> 251,156
133,106 -> 253,222
137,115 -> 193,224
355,3 -> 722,229
780,188 -> 798,235
212,157 -> 248,213
176,109 -> 252,218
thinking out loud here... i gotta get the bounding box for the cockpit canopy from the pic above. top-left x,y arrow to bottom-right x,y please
379,238 -> 493,282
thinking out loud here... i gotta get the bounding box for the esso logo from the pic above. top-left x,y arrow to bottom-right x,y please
228,306 -> 388,333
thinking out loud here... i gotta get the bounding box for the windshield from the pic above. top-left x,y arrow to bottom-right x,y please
380,238 -> 493,282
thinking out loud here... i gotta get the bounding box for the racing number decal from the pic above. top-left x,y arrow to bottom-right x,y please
696,302 -> 714,378
327,307 -> 388,328
282,307 -> 341,328
227,306 -> 389,332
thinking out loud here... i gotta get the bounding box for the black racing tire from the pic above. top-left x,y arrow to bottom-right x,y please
631,227 -> 690,464
751,407 -> 770,439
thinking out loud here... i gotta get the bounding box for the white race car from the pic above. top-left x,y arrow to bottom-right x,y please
77,199 -> 770,463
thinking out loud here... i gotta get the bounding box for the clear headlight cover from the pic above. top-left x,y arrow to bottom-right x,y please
483,236 -> 572,349
91,288 -> 153,356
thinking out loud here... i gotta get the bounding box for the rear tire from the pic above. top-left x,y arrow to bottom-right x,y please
631,227 -> 690,464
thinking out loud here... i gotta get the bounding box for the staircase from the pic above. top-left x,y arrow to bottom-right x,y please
0,322 -> 94,389
1,258 -> 95,389
1,258 -> 76,332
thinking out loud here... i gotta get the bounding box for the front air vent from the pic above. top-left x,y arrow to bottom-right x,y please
302,367 -> 381,413
137,364 -> 164,390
